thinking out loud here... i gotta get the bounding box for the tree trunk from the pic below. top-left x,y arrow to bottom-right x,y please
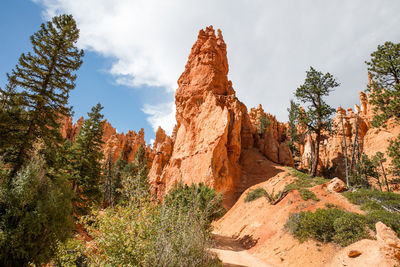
341,115 -> 349,187
350,115 -> 359,174
380,161 -> 390,192
311,132 -> 320,177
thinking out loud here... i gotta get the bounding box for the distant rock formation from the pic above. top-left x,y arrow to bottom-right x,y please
298,89 -> 400,183
61,117 -> 152,166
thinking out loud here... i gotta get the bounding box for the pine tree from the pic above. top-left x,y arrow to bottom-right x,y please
366,41 -> 400,127
294,67 -> 338,177
69,103 -> 104,213
366,41 -> 400,183
0,14 -> 84,174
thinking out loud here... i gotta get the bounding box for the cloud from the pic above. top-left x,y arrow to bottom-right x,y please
34,0 -> 400,133
142,102 -> 176,135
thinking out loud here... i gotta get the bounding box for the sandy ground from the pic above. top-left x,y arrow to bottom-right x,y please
211,234 -> 275,267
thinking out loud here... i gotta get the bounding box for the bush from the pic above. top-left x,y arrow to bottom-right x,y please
284,168 -> 328,201
299,188 -> 319,201
0,154 -> 74,266
332,213 -> 368,246
245,188 -> 267,202
164,182 -> 225,229
285,208 -> 369,246
67,183 -> 224,266
54,238 -> 88,267
343,189 -> 400,237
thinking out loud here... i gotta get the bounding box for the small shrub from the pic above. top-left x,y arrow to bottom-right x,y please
343,189 -> 400,237
245,188 -> 267,202
164,182 -> 225,229
54,238 -> 88,267
299,188 -> 319,201
325,203 -> 340,209
285,208 -> 369,246
284,168 -> 329,200
332,213 -> 368,246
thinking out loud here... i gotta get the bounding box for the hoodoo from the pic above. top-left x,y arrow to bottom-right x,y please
149,26 -> 293,207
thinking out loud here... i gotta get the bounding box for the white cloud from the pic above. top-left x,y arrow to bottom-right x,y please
34,0 -> 400,133
142,102 -> 176,135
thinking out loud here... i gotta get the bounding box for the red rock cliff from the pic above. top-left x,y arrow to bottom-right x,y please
61,118 -> 152,166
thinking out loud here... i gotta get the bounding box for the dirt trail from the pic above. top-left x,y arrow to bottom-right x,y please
211,234 -> 275,267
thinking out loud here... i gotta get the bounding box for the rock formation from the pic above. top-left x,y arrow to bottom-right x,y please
298,90 -> 400,184
148,26 -> 293,207
61,117 -> 152,166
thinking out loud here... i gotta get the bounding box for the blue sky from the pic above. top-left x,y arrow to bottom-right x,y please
2,1 -> 400,145
0,0 -> 159,142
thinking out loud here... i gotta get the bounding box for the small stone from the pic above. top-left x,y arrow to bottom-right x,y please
348,250 -> 362,258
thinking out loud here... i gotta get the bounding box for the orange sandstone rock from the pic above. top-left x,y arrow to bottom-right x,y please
148,26 -> 293,208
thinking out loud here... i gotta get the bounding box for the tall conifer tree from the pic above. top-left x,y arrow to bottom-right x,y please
70,103 -> 104,212
0,14 -> 84,174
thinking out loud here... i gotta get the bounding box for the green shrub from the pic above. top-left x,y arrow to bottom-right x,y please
299,188 -> 319,201
343,189 -> 400,237
54,238 -> 88,267
0,154 -> 74,266
164,182 -> 225,229
72,183 -> 224,266
284,168 -> 328,200
332,213 -> 369,246
285,208 -> 369,246
245,188 -> 267,202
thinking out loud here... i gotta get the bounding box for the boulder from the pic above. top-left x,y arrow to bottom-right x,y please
327,177 -> 347,192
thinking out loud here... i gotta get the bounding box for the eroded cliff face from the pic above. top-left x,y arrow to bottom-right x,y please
149,26 -> 292,207
61,118 -> 152,165
298,90 -> 400,183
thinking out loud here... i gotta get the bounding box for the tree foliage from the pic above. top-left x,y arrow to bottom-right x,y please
294,67 -> 338,176
366,41 -> 400,182
366,41 -> 400,127
67,103 -> 104,212
0,14 -> 84,174
0,151 -> 74,266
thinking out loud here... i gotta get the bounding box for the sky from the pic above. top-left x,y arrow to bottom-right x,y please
1,1 -> 400,144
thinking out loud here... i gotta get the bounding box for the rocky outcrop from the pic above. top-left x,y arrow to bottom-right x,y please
249,104 -> 294,166
61,117 -> 152,165
149,26 -> 245,207
60,116 -> 83,140
298,89 -> 400,184
148,26 -> 293,207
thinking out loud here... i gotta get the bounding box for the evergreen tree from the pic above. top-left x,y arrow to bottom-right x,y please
70,103 -> 104,212
366,41 -> 400,182
294,67 -> 338,177
366,41 -> 400,127
0,14 -> 84,174
258,114 -> 270,136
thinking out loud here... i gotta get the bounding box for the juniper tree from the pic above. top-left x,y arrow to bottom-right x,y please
0,14 -> 84,174
294,67 -> 338,177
